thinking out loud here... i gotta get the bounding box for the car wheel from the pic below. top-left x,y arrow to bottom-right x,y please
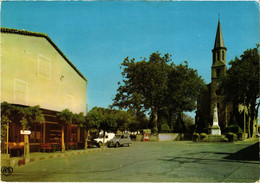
128,143 -> 132,147
115,142 -> 119,148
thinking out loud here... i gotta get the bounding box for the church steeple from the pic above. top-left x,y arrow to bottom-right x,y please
213,20 -> 226,49
210,19 -> 228,130
211,19 -> 227,76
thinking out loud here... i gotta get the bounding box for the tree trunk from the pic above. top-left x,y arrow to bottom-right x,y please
249,104 -> 256,138
152,111 -> 158,133
247,116 -> 251,138
61,126 -> 65,152
102,130 -> 106,148
84,128 -> 88,150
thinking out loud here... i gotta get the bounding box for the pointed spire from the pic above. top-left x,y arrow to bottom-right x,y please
214,20 -> 225,49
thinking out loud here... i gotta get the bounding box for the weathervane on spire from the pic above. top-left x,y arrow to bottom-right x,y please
218,13 -> 220,21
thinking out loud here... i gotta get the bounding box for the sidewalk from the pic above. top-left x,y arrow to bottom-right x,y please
1,147 -> 110,168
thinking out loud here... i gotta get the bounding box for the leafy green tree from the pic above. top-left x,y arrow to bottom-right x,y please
221,45 -> 259,137
113,52 -> 173,133
182,113 -> 195,133
56,109 -> 74,124
86,109 -> 101,130
72,112 -> 86,127
1,102 -> 44,130
113,52 -> 205,133
168,62 -> 205,114
87,107 -> 117,147
1,102 -> 14,141
22,105 -> 45,129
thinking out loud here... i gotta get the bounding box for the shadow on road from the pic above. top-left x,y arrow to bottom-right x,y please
159,142 -> 259,165
199,142 -> 259,161
224,142 -> 259,161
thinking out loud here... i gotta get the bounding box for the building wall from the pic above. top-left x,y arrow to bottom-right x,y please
1,33 -> 87,115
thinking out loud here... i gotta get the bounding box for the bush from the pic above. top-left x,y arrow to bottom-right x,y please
200,133 -> 207,140
226,132 -> 238,142
192,132 -> 200,142
223,125 -> 242,134
160,124 -> 172,133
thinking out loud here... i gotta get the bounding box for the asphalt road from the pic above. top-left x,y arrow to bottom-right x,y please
2,139 -> 259,182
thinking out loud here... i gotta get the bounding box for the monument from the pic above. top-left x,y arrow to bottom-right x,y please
211,103 -> 221,135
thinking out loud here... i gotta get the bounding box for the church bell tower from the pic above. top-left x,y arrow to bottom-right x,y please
210,19 -> 228,128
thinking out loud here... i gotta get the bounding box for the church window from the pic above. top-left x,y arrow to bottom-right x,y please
216,68 -> 221,77
217,51 -> 220,61
222,51 -> 224,60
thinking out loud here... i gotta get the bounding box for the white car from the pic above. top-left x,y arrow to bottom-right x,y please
107,134 -> 132,148
94,132 -> 115,147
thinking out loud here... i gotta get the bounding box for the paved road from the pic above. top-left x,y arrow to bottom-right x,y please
2,140 -> 259,182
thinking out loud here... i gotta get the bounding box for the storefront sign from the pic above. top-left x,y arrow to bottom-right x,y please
20,130 -> 31,135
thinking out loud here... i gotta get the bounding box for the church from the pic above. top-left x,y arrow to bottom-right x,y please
195,20 -> 233,134
195,19 -> 259,138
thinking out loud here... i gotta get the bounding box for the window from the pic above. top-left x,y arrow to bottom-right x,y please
222,51 -> 224,60
38,54 -> 51,79
14,79 -> 28,105
216,68 -> 221,77
217,52 -> 220,61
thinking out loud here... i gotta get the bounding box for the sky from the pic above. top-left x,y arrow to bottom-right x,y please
1,1 -> 259,115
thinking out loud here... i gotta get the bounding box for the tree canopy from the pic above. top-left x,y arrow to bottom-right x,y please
1,102 -> 45,141
113,52 -> 205,133
221,45 -> 259,137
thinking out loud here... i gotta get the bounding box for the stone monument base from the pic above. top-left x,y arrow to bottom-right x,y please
211,125 -> 221,135
204,135 -> 227,142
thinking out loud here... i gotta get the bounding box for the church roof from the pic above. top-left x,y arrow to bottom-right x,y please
214,20 -> 226,49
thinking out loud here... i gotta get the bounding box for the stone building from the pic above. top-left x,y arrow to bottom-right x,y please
196,20 -> 232,132
196,20 -> 258,137
1,28 -> 87,154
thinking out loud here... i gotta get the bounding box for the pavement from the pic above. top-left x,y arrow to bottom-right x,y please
1,137 -> 259,169
1,139 -> 259,182
1,147 -> 109,168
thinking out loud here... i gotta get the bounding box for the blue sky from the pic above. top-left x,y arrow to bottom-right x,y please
1,1 -> 259,115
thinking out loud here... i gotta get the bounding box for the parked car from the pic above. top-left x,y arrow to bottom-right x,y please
87,136 -> 98,148
94,132 -> 115,147
107,134 -> 132,148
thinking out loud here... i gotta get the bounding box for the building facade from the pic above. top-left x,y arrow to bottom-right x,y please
196,20 -> 232,132
1,28 -> 87,154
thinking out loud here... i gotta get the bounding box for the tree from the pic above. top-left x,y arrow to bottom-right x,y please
113,52 -> 173,133
22,105 -> 45,129
87,107 -> 117,147
221,45 -> 260,137
182,113 -> 195,133
168,62 -> 205,114
56,109 -> 74,124
1,102 -> 45,131
113,52 -> 205,133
